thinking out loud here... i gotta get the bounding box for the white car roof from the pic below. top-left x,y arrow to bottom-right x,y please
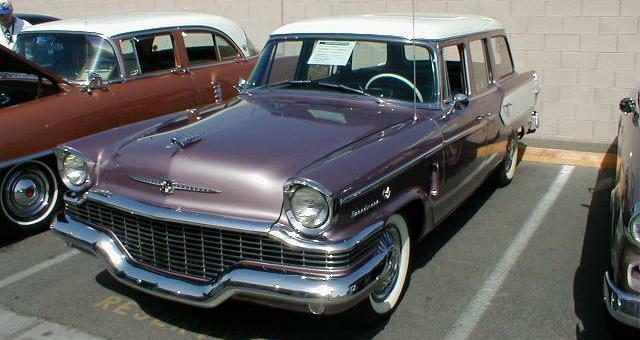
22,12 -> 252,55
272,13 -> 505,41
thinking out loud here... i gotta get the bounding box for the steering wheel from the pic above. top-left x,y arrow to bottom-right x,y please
365,73 -> 424,103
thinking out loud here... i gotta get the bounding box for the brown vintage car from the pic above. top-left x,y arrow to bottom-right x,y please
0,12 -> 257,235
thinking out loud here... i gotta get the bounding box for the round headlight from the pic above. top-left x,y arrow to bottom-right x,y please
290,187 -> 329,228
63,153 -> 88,187
630,215 -> 640,245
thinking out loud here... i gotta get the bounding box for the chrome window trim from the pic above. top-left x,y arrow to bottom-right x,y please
340,143 -> 443,205
15,30 -> 126,84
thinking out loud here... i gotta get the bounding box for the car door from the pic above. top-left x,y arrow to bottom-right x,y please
107,30 -> 198,126
179,30 -> 253,106
433,42 -> 491,222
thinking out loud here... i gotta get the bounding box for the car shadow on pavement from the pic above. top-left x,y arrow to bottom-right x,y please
572,141 -> 632,339
93,152 -> 505,339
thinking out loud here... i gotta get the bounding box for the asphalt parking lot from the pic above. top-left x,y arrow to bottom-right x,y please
0,140 -> 636,339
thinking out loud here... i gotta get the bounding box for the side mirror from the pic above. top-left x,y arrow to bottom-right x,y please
620,97 -> 637,114
82,73 -> 106,95
234,78 -> 248,93
453,93 -> 469,110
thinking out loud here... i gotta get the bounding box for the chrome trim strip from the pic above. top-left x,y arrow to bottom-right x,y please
73,190 -> 271,234
0,149 -> 53,169
52,216 -> 388,312
340,144 -> 443,204
442,121 -> 488,145
604,271 -> 640,329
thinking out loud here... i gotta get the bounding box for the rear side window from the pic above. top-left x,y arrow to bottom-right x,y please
490,36 -> 514,79
122,34 -> 177,74
183,32 -> 218,65
469,39 -> 491,94
215,35 -> 238,60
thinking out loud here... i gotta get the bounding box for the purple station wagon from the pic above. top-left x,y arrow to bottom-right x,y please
52,14 -> 539,320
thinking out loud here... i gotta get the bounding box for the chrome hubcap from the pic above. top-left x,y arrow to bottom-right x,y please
372,227 -> 402,302
1,164 -> 53,224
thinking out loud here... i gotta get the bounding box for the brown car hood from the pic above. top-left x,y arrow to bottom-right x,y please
96,91 -> 416,224
0,45 -> 66,85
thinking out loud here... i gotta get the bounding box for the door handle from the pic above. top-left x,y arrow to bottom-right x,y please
171,68 -> 190,75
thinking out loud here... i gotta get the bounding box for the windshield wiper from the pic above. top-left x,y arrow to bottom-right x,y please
253,80 -> 384,102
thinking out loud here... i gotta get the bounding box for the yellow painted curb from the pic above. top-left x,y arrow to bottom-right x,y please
521,146 -> 616,169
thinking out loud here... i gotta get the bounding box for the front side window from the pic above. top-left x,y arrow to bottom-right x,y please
490,36 -> 514,79
469,39 -> 491,94
15,33 -> 120,82
183,32 -> 218,66
248,38 -> 438,104
443,44 -> 466,98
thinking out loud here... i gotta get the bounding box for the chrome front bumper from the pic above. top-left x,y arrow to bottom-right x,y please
52,215 -> 389,315
604,271 -> 640,329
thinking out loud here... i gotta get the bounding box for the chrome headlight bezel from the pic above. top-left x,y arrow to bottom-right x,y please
628,212 -> 640,247
283,178 -> 334,236
54,146 -> 95,192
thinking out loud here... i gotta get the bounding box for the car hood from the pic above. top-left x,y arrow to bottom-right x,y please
96,91 -> 416,223
0,45 -> 66,86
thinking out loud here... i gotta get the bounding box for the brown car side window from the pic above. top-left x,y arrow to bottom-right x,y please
215,34 -> 238,60
442,44 -> 466,98
183,32 -> 219,66
129,34 -> 177,74
119,39 -> 142,77
469,39 -> 491,94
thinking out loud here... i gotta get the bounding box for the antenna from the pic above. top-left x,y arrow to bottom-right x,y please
412,0 -> 418,121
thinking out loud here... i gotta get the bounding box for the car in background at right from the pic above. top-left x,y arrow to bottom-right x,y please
606,91 -> 640,330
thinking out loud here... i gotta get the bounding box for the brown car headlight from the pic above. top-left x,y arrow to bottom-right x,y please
284,179 -> 333,235
55,147 -> 95,192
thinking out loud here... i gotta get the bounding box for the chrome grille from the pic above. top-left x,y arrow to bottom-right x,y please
66,200 -> 380,281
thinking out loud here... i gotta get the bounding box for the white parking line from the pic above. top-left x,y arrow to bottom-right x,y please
0,249 -> 79,290
445,165 -> 575,340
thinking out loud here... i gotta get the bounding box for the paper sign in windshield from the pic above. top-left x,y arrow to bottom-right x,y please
307,41 -> 356,66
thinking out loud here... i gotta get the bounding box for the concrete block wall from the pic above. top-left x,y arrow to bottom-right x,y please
13,0 -> 640,143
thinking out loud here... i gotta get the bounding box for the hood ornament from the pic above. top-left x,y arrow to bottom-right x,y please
130,176 -> 221,195
166,134 -> 203,155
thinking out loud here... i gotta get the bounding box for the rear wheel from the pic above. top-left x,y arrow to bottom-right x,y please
0,161 -> 60,237
495,131 -> 519,187
348,214 -> 412,324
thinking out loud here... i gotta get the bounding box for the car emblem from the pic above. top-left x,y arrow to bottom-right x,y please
382,186 -> 392,200
166,134 -> 203,155
130,176 -> 221,195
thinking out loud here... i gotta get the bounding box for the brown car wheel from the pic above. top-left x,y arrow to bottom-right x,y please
0,161 -> 60,237
495,131 -> 519,187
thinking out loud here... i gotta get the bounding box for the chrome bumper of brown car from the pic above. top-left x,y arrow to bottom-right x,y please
51,214 -> 390,315
527,111 -> 539,133
604,271 -> 640,329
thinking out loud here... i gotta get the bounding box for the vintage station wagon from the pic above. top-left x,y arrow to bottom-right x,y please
0,12 -> 256,236
52,14 -> 539,320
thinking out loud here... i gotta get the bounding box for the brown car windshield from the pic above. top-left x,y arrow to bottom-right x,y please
14,33 -> 120,83
248,38 -> 438,103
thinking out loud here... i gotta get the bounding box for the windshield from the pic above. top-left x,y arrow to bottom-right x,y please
247,38 -> 438,103
14,33 -> 120,82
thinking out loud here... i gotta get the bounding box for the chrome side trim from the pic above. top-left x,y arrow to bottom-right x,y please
604,271 -> 640,329
52,216 -> 388,313
443,121 -> 487,145
340,144 -> 443,205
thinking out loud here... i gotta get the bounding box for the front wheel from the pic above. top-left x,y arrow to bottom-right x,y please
0,160 -> 60,237
495,132 -> 519,187
349,214 -> 412,324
